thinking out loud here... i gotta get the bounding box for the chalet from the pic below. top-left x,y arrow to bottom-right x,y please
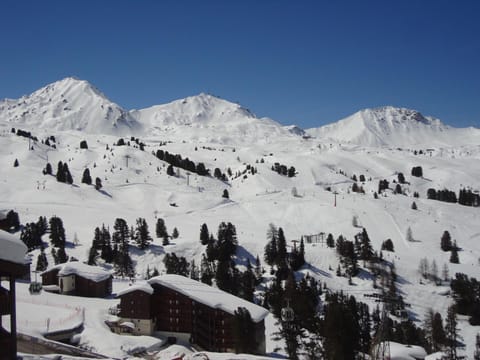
116,274 -> 269,354
41,262 -> 112,298
0,231 -> 28,360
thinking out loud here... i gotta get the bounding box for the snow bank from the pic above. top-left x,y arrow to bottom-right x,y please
389,341 -> 427,360
0,230 -> 27,264
148,274 -> 269,322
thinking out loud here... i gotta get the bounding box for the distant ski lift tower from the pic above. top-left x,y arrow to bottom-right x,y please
333,190 -> 339,207
125,154 -> 131,168
186,172 -> 190,186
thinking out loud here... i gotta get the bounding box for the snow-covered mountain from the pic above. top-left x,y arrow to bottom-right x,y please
131,93 -> 295,144
307,106 -> 480,147
2,77 -> 480,359
0,77 -> 141,135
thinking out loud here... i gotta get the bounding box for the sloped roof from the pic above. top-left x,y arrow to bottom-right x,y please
117,283 -> 154,296
148,274 -> 269,322
43,262 -> 112,282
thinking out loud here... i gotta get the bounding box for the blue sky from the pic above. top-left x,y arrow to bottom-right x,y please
1,0 -> 479,128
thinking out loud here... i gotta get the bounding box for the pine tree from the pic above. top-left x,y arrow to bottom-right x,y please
441,230 -> 453,251
326,233 -> 335,248
474,333 -> 480,360
406,227 -> 414,242
411,201 -> 417,210
95,177 -> 102,190
56,246 -> 68,264
222,189 -> 229,199
49,216 -> 66,248
162,233 -> 169,246
82,168 -> 92,185
13,159 -> 19,167
450,247 -> 459,264
63,163 -> 73,184
6,210 -> 20,232
200,223 -> 209,245
445,305 -> 459,360
232,307 -> 257,354
200,254 -> 214,285
44,162 -> 52,175
36,247 -> 48,271
156,218 -> 167,238
172,227 -> 179,239
88,243 -> 98,265
135,218 -> 152,249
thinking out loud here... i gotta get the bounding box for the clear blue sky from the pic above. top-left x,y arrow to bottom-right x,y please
1,0 -> 479,128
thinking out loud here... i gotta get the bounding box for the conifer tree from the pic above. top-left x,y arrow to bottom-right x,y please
135,218 -> 152,249
450,246 -> 459,264
13,159 -> 19,167
232,307 -> 257,354
200,254 -> 214,285
441,230 -> 453,251
36,247 -> 48,271
49,216 -> 66,247
95,177 -> 102,190
88,242 -> 98,265
200,223 -> 209,245
445,305 -> 459,360
222,189 -> 229,199
44,162 -> 52,175
82,168 -> 92,185
172,227 -> 179,239
56,246 -> 68,264
156,218 -> 167,238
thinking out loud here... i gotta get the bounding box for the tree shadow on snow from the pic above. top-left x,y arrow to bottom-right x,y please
97,189 -> 112,198
235,245 -> 257,268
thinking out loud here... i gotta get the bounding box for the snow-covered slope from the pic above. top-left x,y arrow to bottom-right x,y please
3,78 -> 480,359
307,106 -> 480,147
0,77 -> 141,135
131,93 -> 296,144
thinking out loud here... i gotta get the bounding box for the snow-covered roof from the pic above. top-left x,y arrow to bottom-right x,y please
43,262 -> 112,282
148,274 -> 269,322
0,230 -> 27,265
117,283 -> 154,296
388,342 -> 427,360
119,321 -> 135,329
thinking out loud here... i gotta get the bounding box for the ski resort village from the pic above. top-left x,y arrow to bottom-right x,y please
1,77 -> 480,360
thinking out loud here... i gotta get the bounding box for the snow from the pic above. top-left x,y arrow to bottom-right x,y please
1,77 -> 480,358
388,341 -> 427,360
148,274 -> 269,322
116,282 -> 154,296
0,230 -> 27,264
43,261 -> 112,282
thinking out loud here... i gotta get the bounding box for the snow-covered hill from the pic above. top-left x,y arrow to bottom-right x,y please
2,78 -> 480,359
0,77 -> 141,135
307,106 -> 480,147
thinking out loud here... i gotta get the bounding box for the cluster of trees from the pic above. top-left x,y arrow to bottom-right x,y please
334,228 -> 374,278
378,179 -> 390,193
81,168 -> 102,190
20,216 -> 48,250
271,163 -> 296,177
13,128 -> 38,142
418,258 -> 450,284
43,135 -> 57,148
2,210 -> 20,232
156,218 -> 178,246
351,174 -> 367,182
458,188 -> 480,207
198,222 -> 260,301
427,188 -> 457,203
451,273 -> 480,325
427,187 -> 480,207
265,272 -> 321,359
88,218 -> 134,277
411,166 -> 423,177
155,149 -> 209,176
264,224 -> 305,279
56,161 -> 73,184
351,182 -> 365,193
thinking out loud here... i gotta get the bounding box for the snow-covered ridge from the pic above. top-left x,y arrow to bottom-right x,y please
0,77 -> 141,135
307,106 -> 480,147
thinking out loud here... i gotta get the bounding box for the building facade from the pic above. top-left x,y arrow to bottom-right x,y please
116,275 -> 268,355
41,262 -> 112,298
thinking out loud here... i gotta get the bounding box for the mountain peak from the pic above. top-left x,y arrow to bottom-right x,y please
0,77 -> 140,134
359,106 -> 437,126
